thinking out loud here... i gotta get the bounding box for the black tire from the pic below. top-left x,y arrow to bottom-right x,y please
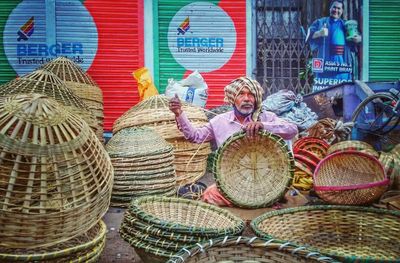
351,92 -> 400,135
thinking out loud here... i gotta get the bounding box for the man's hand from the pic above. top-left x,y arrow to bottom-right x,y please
243,122 -> 264,137
169,94 -> 182,117
313,27 -> 328,39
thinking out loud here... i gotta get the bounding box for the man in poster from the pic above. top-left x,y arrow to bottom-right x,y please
307,0 -> 362,92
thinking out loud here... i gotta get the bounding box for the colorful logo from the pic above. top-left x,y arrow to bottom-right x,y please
312,58 -> 324,73
17,16 -> 34,41
177,17 -> 190,35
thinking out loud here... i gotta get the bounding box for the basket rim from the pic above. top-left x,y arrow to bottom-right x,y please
128,196 -> 245,235
293,137 -> 330,151
166,236 -> 341,263
213,130 -> 295,208
250,205 -> 400,262
313,150 -> 388,191
0,220 -> 106,261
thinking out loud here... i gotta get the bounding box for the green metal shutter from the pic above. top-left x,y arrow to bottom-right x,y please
369,0 -> 400,81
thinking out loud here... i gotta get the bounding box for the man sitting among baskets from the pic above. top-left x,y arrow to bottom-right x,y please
169,76 -> 298,206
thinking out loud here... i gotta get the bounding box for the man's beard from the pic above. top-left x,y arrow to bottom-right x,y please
234,102 -> 254,116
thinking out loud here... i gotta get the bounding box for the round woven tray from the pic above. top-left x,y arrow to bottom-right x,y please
0,94 -> 113,248
314,150 -> 389,205
213,131 -> 294,208
127,196 -> 245,236
0,220 -> 106,262
251,205 -> 400,262
167,236 -> 340,263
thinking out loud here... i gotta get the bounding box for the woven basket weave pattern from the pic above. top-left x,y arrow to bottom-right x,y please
0,94 -> 113,248
214,131 -> 294,208
251,206 -> 400,262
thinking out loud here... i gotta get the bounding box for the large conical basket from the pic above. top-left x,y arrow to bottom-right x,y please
0,69 -> 98,135
113,95 -> 211,185
40,57 -> 104,142
0,94 -> 113,249
0,220 -> 107,262
106,127 -> 177,207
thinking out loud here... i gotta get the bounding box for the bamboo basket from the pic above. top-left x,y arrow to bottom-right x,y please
293,137 -> 329,159
106,127 -> 176,207
0,220 -> 106,262
0,69 -> 98,135
213,131 -> 295,208
167,236 -> 340,263
251,205 -> 400,262
327,140 -> 378,157
313,151 -> 389,205
0,94 -> 113,248
40,57 -> 104,142
113,95 -> 211,185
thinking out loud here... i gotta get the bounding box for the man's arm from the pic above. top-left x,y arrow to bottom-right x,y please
258,111 -> 298,140
169,94 -> 214,143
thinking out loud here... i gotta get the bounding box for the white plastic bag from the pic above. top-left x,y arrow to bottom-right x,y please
165,71 -> 208,108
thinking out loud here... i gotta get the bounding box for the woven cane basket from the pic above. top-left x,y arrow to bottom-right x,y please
167,236 -> 340,263
120,196 -> 244,263
0,94 -> 113,248
106,127 -> 176,207
0,69 -> 98,135
113,95 -> 211,185
0,220 -> 106,262
313,151 -> 389,205
327,140 -> 378,157
293,137 -> 329,159
213,131 -> 295,208
251,205 -> 400,262
40,57 -> 104,142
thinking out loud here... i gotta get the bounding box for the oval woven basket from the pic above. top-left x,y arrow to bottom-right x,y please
251,205 -> 400,262
127,196 -> 245,236
327,140 -> 378,157
213,131 -> 294,208
0,220 -> 106,263
167,236 -> 340,263
313,150 -> 389,205
0,94 -> 113,248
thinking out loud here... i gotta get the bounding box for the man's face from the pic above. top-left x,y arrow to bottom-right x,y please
234,87 -> 255,115
330,1 -> 343,19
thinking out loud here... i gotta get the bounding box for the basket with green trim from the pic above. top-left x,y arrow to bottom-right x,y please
167,236 -> 341,263
119,196 -> 245,263
0,220 -> 106,262
213,130 -> 295,208
327,140 -> 378,157
251,205 -> 400,262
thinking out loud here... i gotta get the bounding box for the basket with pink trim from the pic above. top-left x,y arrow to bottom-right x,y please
313,150 -> 389,205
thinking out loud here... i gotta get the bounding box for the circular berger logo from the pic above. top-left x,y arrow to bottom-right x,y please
168,2 -> 236,73
3,0 -> 98,75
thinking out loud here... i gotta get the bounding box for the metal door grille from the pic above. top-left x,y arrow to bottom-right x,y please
255,0 -> 362,96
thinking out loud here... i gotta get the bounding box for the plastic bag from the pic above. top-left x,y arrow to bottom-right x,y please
165,71 -> 208,108
132,67 -> 159,101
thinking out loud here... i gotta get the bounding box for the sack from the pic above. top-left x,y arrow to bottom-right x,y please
132,67 -> 159,101
165,70 -> 208,108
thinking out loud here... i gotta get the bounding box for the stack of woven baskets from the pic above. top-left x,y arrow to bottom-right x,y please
106,127 -> 177,207
113,95 -> 211,186
0,69 -> 98,136
40,57 -> 104,142
0,94 -> 113,262
119,196 -> 245,263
